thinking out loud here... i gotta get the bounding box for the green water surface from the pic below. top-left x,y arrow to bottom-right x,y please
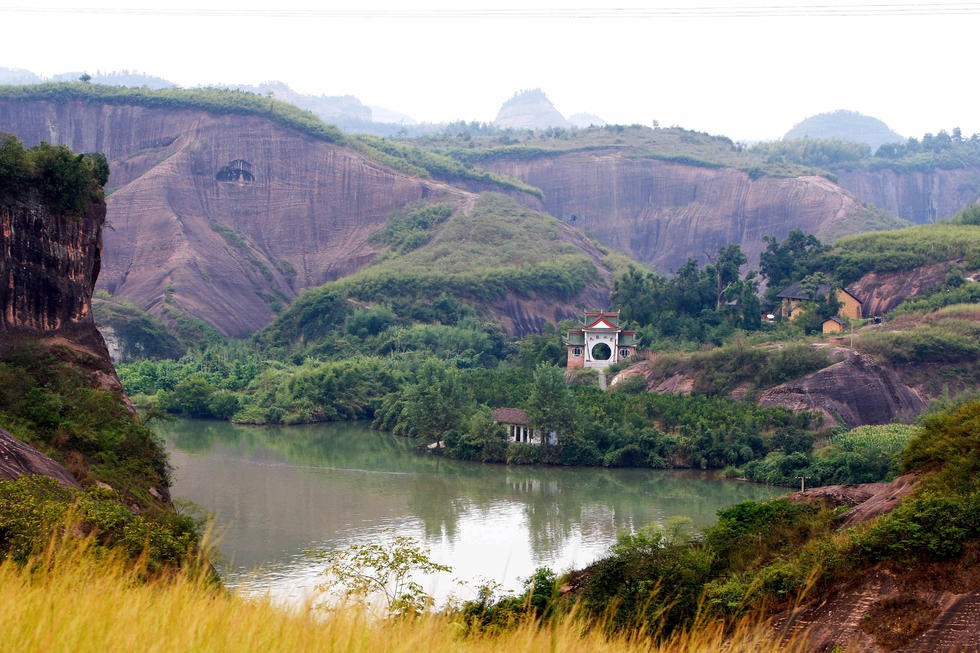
160,419 -> 783,601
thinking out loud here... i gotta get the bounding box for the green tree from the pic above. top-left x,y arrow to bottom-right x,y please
386,360 -> 473,443
760,230 -> 827,306
525,364 -> 577,443
168,374 -> 216,418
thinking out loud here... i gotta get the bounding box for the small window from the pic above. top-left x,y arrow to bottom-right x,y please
573,347 -> 582,356
620,349 -> 630,358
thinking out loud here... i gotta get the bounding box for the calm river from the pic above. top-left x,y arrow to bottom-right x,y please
159,419 -> 783,603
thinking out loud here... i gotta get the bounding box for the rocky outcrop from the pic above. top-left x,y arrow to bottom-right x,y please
0,427 -> 81,489
756,352 -> 926,427
790,473 -> 917,529
0,186 -> 110,357
0,99 -> 468,336
494,89 -> 570,130
481,150 -> 871,272
835,166 -> 980,224
850,261 -> 955,316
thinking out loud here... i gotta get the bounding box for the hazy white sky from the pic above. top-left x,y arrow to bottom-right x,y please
2,1 -> 978,141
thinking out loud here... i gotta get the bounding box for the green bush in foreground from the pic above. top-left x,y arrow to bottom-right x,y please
0,476 -> 199,572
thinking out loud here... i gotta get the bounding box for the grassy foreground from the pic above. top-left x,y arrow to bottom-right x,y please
0,538 -> 805,653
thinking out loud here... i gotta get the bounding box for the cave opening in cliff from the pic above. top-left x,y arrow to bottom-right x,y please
216,159 -> 255,183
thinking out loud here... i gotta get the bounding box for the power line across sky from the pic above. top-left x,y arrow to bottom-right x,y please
3,2 -> 980,18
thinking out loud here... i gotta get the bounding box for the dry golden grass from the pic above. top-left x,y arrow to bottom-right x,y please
0,537 -> 808,653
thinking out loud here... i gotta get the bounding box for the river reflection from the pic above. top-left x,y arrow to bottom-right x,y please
160,419 -> 783,602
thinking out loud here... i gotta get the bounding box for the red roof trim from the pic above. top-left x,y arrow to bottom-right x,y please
586,317 -> 618,329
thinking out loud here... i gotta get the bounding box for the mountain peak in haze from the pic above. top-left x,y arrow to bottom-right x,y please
568,112 -> 606,128
784,110 -> 903,152
494,89 -> 571,130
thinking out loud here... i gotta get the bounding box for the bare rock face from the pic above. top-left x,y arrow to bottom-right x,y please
0,186 -> 111,357
0,100 -> 466,336
0,427 -> 81,488
756,353 -> 926,427
836,166 -> 980,224
790,474 -> 917,529
481,150 -> 867,272
850,261 -> 954,316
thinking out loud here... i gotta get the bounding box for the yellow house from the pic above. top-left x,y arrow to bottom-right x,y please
777,282 -> 863,322
822,316 -> 846,334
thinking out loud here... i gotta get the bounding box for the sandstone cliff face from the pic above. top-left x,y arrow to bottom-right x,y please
0,187 -> 108,353
836,166 -> 980,224
849,261 -> 954,316
482,150 -> 867,272
0,100 -> 467,336
756,352 -> 926,427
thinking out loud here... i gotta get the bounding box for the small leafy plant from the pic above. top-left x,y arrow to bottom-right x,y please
312,533 -> 451,616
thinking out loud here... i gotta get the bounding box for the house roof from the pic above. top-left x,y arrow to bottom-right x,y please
824,316 -> 847,326
776,282 -> 863,304
582,312 -> 622,329
619,332 -> 641,346
492,407 -> 529,425
776,281 -> 831,300
585,316 -> 620,330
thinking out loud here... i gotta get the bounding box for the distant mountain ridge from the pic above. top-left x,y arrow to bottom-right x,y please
784,109 -> 903,152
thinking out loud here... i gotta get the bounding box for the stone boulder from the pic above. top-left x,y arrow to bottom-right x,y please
0,427 -> 81,489
756,353 -> 926,427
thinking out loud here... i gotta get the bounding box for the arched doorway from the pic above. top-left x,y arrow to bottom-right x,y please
591,342 -> 611,361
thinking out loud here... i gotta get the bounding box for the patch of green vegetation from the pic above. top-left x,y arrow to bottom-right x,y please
368,204 -> 454,253
816,204 -> 912,244
611,245 -> 762,347
93,291 -> 184,361
856,319 -> 980,364
0,132 -> 107,215
261,194 -> 611,348
741,423 -> 919,486
892,286 -> 980,316
0,475 -> 199,572
470,399 -> 980,640
762,223 -> 980,306
374,360 -> 815,469
417,124 -> 828,178
822,223 -> 980,283
0,343 -> 169,506
647,342 -> 837,398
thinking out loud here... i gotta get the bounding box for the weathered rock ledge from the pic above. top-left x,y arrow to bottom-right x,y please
0,427 -> 81,489
756,352 -> 926,427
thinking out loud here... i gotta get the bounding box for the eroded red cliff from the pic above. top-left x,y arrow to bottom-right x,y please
481,150 -> 871,272
0,100 -> 467,336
